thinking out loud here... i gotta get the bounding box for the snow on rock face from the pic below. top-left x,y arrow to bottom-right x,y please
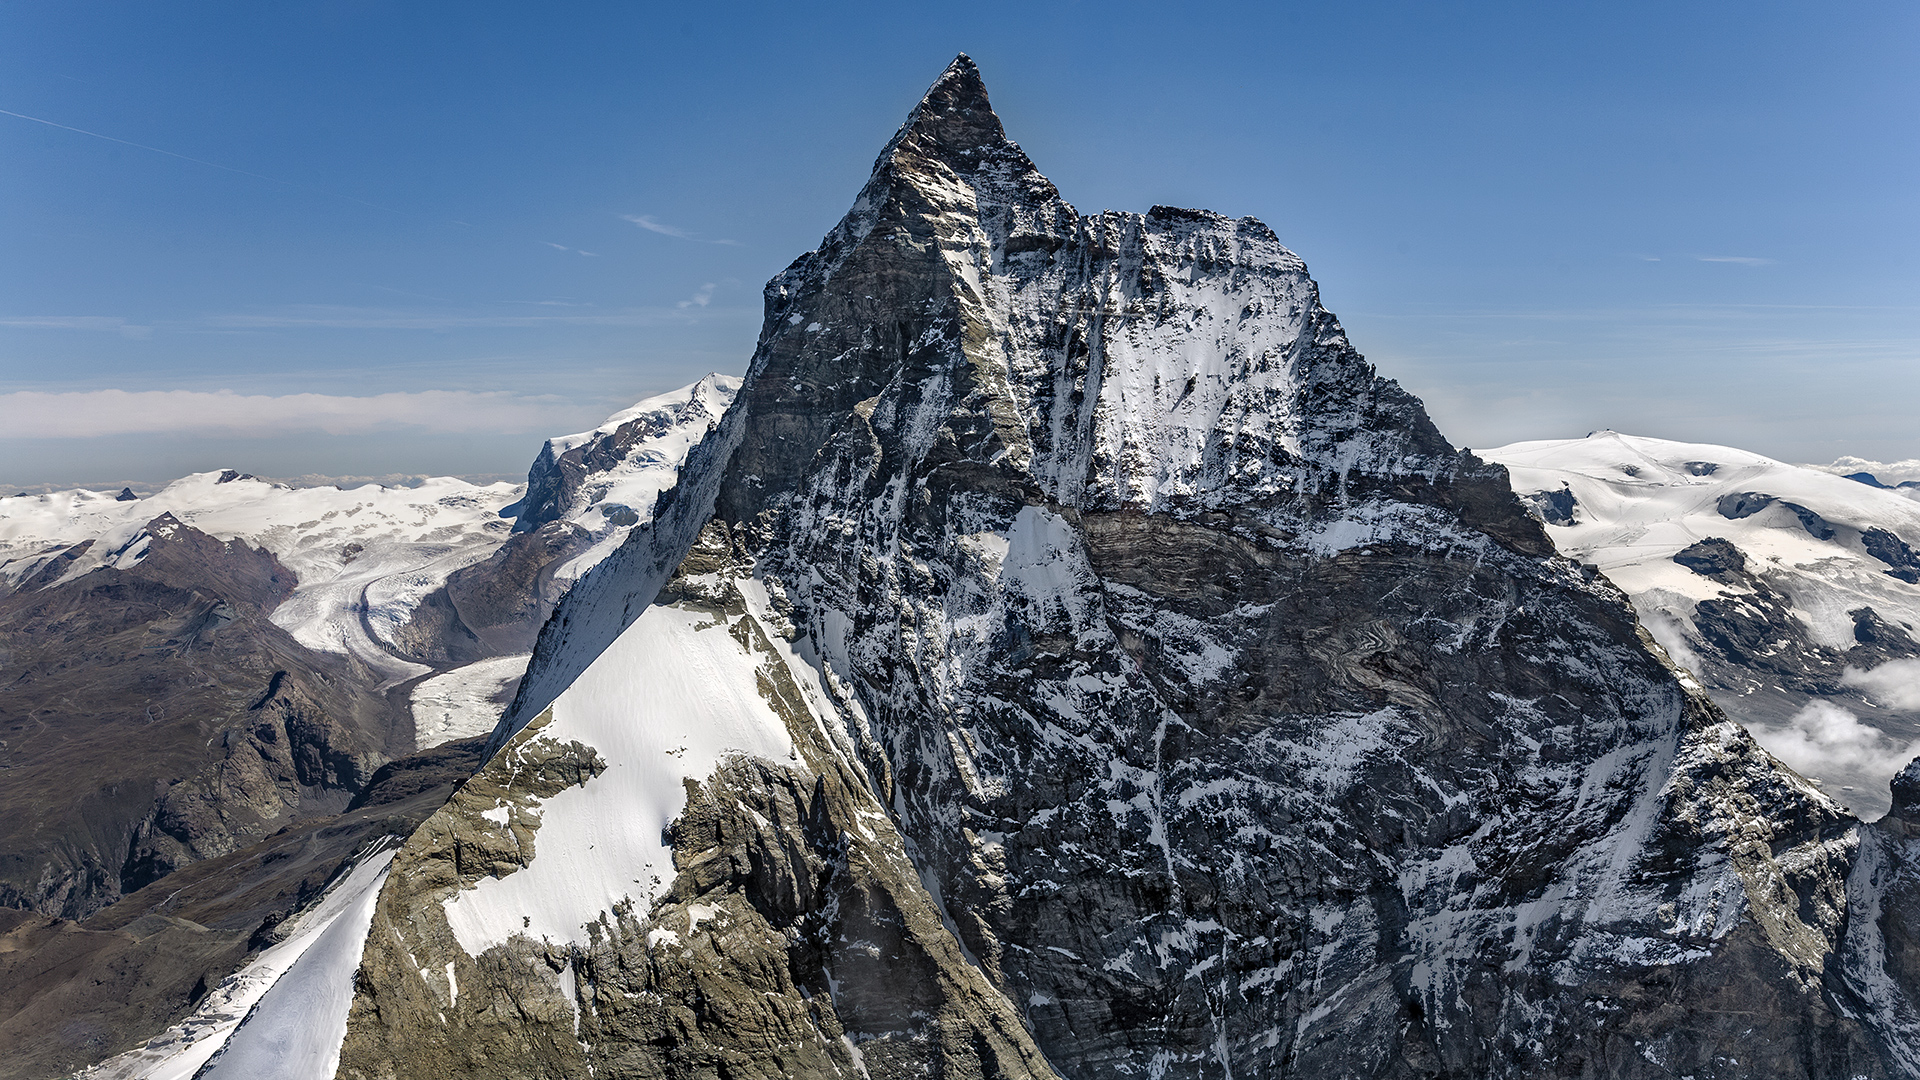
514,373 -> 739,586
440,600 -> 794,954
340,57 -> 1920,1079
1485,431 -> 1920,818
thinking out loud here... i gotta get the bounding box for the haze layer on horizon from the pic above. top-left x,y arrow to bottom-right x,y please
3,0 -> 1915,488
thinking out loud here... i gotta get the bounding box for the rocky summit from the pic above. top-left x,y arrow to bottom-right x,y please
54,56 -> 1920,1079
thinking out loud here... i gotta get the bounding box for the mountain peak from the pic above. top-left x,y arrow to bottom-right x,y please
883,53 -> 1011,167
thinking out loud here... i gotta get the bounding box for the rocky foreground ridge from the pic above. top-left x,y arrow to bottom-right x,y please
288,56 -> 1920,1080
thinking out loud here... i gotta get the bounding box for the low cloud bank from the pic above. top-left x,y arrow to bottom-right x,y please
1814,456 -> 1920,487
1844,660 -> 1920,712
0,389 -> 585,438
1754,700 -> 1920,782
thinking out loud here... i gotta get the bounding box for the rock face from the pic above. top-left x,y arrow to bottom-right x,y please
331,57 -> 1920,1078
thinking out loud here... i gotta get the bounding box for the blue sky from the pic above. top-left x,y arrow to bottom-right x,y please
3,1 -> 1916,488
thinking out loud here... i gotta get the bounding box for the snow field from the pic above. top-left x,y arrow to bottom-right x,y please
441,600 -> 795,955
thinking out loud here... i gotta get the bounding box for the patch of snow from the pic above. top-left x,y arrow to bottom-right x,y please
441,603 -> 794,954
79,848 -> 394,1080
410,654 -> 531,750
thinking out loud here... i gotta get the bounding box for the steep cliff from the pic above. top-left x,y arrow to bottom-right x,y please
323,56 -> 1920,1078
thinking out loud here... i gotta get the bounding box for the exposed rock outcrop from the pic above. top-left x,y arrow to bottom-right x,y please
335,56 -> 1920,1079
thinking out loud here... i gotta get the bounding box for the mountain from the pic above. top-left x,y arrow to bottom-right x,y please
0,379 -> 735,1077
31,55 -> 1920,1080
1485,431 -> 1920,819
76,55 -> 1920,1079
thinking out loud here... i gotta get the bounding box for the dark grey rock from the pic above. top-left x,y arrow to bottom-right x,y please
1675,536 -> 1747,578
1789,501 -> 1839,540
1523,484 -> 1579,525
1719,490 -> 1777,518
1864,527 -> 1920,583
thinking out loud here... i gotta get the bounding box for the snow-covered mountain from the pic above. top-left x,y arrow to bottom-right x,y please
0,372 -> 739,755
29,56 -> 1920,1080
100,55 -> 1920,1080
1,471 -> 521,690
1486,431 -> 1920,818
0,377 -> 736,1075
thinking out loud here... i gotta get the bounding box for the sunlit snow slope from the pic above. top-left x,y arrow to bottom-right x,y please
75,844 -> 395,1080
1486,431 -> 1920,817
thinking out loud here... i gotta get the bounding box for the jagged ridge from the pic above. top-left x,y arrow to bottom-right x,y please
322,56 -> 1920,1080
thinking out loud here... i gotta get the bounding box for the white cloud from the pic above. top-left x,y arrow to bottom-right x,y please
677,283 -> 717,310
620,214 -> 739,246
0,389 -> 586,438
1814,456 -> 1920,487
1844,660 -> 1920,711
1750,699 -> 1920,791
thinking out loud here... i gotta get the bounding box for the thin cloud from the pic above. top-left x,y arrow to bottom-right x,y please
0,107 -> 402,215
2,315 -> 131,330
1696,255 -> 1776,266
0,389 -> 586,438
0,315 -> 151,339
678,283 -> 717,310
544,241 -> 570,250
621,214 -> 740,246
622,214 -> 693,238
